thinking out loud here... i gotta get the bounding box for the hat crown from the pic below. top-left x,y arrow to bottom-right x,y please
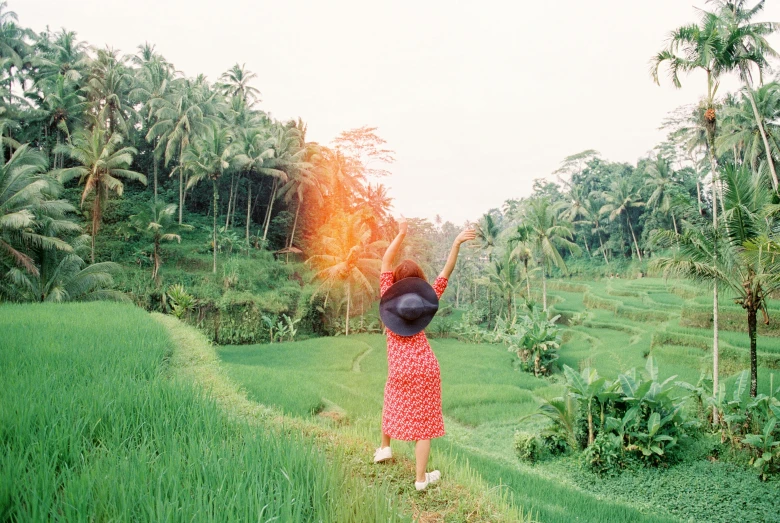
396,294 -> 425,320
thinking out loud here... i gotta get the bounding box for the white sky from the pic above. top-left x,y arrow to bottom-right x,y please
13,0 -> 780,225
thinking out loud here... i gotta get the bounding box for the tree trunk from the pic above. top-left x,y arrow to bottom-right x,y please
152,237 -> 161,282
749,305 -> 758,397
707,125 -> 720,424
212,179 -> 218,274
745,87 -> 779,190
626,216 -> 642,261
153,155 -> 158,204
262,179 -> 278,244
345,280 -> 351,336
225,173 -> 235,229
231,177 -> 239,229
91,190 -> 101,264
246,183 -> 252,245
672,212 -> 679,236
598,234 -> 610,267
288,195 -> 302,249
587,401 -> 595,446
525,259 -> 531,298
542,268 -> 547,312
178,165 -> 184,225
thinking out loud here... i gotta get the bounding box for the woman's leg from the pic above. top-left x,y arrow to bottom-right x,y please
415,439 -> 431,482
381,433 -> 391,448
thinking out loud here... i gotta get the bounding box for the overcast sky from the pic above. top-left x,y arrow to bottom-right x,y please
12,1 -> 780,224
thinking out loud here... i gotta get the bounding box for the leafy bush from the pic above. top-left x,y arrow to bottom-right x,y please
505,306 -> 562,376
527,357 -> 697,474
514,431 -> 544,464
583,433 -> 627,476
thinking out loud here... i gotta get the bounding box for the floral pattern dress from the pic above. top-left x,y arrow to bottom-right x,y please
380,272 -> 447,441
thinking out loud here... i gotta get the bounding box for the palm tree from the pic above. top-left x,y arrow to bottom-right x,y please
0,144 -> 71,277
475,212 -> 501,260
218,63 -> 261,105
710,0 -> 780,188
484,249 -> 523,322
29,28 -> 89,85
521,198 -> 581,311
130,201 -> 190,282
652,4 -> 776,401
653,163 -> 780,397
279,142 -> 324,256
84,48 -> 136,137
130,47 -> 175,202
718,82 -> 780,174
25,74 -> 87,168
508,224 -> 534,299
184,123 -> 233,273
147,77 -> 215,223
645,153 -> 680,235
600,178 -> 645,261
5,235 -> 126,303
54,127 -> 146,262
232,125 -> 290,245
305,213 -> 385,335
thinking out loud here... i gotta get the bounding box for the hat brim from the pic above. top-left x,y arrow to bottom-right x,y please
379,277 -> 439,336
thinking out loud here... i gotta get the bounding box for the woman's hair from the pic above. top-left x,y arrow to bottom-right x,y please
393,259 -> 427,282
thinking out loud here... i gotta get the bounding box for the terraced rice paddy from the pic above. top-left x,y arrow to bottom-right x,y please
220,277 -> 780,522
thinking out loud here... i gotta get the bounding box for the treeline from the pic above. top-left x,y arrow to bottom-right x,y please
0,1 -> 404,332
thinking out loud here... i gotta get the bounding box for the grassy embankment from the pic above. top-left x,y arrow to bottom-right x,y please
0,302 -> 405,522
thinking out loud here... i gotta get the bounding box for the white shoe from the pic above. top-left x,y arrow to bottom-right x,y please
373,446 -> 392,463
415,470 -> 441,491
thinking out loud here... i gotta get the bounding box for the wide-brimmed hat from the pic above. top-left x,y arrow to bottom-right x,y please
379,277 -> 439,336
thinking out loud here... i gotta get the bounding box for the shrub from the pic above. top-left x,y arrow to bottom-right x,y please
583,433 -> 627,476
514,431 -> 544,464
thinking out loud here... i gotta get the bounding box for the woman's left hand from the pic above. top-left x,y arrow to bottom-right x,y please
455,228 -> 477,245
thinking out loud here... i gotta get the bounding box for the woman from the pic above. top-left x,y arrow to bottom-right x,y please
374,217 -> 475,491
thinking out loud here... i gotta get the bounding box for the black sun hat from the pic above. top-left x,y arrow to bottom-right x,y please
379,277 -> 439,336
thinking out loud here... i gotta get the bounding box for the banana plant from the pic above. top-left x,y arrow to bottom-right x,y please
564,365 -> 620,446
744,418 -> 780,481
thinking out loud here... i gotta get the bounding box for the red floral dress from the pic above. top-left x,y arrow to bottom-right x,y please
380,272 -> 447,441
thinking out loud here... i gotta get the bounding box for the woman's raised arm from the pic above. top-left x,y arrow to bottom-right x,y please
382,217 -> 408,273
438,228 -> 477,280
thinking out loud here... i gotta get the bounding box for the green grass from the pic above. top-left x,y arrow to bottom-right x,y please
217,276 -> 780,522
0,303 -> 406,522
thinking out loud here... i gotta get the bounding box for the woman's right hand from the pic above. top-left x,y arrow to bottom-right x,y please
398,216 -> 408,235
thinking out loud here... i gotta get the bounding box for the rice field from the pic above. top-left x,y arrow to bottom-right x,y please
0,303 -> 406,522
220,277 -> 780,523
5,277 -> 780,522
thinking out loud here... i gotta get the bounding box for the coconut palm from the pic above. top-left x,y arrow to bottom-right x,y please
54,127 -> 146,262
0,144 -> 71,277
146,77 -> 215,223
279,142 -> 325,255
5,234 -> 126,303
305,213 -> 385,335
29,29 -> 89,85
25,74 -> 87,168
218,63 -> 261,105
521,198 -> 581,311
653,163 -> 780,397
130,201 -> 190,282
508,224 -> 534,299
645,153 -> 680,235
130,48 -> 175,202
600,178 -> 645,261
718,82 -> 780,174
84,48 -> 136,137
484,249 -> 524,322
709,0 -> 780,188
184,123 -> 233,273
